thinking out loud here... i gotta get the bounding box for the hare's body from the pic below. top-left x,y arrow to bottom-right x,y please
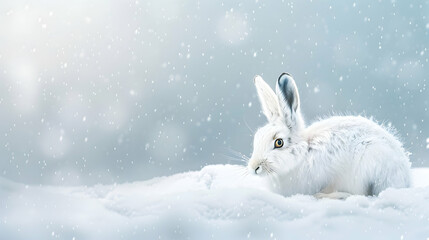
248,73 -> 411,199
271,115 -> 410,197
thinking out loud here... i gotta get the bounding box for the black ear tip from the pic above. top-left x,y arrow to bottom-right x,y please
278,72 -> 294,86
279,72 -> 292,78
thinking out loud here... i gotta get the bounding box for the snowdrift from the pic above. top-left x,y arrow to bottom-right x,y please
1,165 -> 428,240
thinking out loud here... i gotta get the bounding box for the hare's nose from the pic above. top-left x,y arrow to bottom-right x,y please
255,166 -> 262,174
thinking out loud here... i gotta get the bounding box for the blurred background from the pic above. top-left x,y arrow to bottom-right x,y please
0,0 -> 428,186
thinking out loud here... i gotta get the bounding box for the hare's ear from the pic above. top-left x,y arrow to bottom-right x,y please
276,73 -> 304,130
254,75 -> 282,123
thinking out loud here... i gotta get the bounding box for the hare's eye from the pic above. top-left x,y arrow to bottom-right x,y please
274,138 -> 284,148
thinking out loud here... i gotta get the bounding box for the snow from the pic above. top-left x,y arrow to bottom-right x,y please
1,165 -> 428,239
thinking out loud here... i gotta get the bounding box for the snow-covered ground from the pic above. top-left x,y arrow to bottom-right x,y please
1,165 -> 428,240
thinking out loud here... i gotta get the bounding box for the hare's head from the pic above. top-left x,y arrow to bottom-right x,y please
248,73 -> 305,176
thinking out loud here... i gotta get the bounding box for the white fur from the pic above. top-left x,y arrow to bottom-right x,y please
248,75 -> 411,199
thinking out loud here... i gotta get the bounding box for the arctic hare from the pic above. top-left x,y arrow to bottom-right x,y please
248,73 -> 411,199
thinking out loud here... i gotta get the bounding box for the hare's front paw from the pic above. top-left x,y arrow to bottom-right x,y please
314,192 -> 351,200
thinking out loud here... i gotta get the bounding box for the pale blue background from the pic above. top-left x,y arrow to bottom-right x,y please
0,0 -> 428,185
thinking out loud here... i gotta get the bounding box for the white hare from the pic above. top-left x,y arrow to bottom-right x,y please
248,73 -> 411,199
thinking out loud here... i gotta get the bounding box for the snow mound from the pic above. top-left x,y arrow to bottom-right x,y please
1,165 -> 429,239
